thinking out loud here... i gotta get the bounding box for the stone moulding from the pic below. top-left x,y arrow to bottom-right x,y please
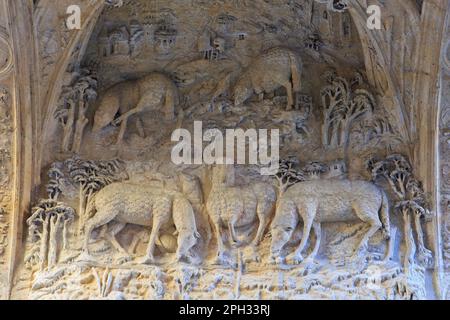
0,27 -> 13,78
0,0 -> 449,300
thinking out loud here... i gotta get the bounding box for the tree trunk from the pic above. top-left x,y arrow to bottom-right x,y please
340,119 -> 350,147
322,121 -> 330,146
48,215 -> 60,268
78,184 -> 86,236
61,102 -> 75,152
330,123 -> 340,148
62,124 -> 73,152
82,190 -> 93,232
39,216 -> 50,271
342,119 -> 354,166
72,101 -> 89,153
414,213 -> 432,266
63,219 -> 69,250
403,211 -> 416,271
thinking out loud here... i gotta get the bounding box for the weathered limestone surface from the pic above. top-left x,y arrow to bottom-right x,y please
0,0 -> 448,300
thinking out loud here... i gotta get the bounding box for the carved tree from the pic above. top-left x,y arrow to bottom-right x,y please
46,163 -> 64,200
66,158 -> 89,235
26,200 -> 75,270
72,72 -> 98,153
66,157 -> 126,235
339,90 -> 375,148
55,70 -> 98,153
273,158 -> 305,197
321,74 -> 374,150
55,90 -> 77,153
368,154 -> 433,270
355,115 -> 403,151
321,75 -> 350,147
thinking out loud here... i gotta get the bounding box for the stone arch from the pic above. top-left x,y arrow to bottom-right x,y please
3,0 -> 448,299
36,0 -> 418,168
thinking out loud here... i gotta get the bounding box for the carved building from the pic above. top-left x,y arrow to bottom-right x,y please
0,0 -> 448,300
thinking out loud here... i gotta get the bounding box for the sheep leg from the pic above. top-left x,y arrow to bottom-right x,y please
135,117 -> 145,138
82,211 -> 117,257
139,219 -> 163,265
248,214 -> 270,263
292,219 -> 313,264
211,217 -> 226,264
116,117 -> 129,145
105,222 -> 128,254
112,104 -> 144,126
352,204 -> 382,258
352,219 -> 381,258
113,99 -> 148,144
285,81 -> 294,111
129,230 -> 147,254
252,204 -> 271,247
304,222 -> 321,263
140,202 -> 170,264
229,213 -> 241,246
292,202 -> 316,264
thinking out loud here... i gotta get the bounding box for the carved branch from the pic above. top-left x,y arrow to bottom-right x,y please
38,215 -> 50,271
47,214 -> 60,268
414,211 -> 433,267
56,99 -> 76,153
71,100 -> 89,153
402,207 -> 416,271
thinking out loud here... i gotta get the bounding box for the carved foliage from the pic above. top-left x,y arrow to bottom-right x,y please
321,73 -> 375,149
55,69 -> 98,153
65,157 -> 126,235
26,200 -> 75,270
368,154 -> 433,268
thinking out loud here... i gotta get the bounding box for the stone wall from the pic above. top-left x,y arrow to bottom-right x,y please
0,0 -> 448,300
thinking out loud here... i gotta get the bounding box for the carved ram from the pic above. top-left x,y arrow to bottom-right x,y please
270,179 -> 392,265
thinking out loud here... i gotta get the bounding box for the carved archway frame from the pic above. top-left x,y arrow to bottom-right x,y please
1,0 -> 448,298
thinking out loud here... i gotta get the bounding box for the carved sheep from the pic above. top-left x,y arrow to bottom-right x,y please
206,164 -> 276,263
83,182 -> 200,264
233,47 -> 302,110
270,179 -> 392,265
92,73 -> 180,144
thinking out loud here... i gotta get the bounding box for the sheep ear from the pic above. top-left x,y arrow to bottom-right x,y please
173,230 -> 179,236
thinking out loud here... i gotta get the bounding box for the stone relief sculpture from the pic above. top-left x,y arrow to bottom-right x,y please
66,157 -> 127,235
0,28 -> 13,78
25,200 -> 75,270
82,183 -> 200,264
321,73 -> 375,149
368,155 -> 433,268
233,47 -> 302,110
55,69 -> 98,153
1,0 -> 447,301
206,164 -> 277,264
92,73 -> 180,144
270,179 -> 391,265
